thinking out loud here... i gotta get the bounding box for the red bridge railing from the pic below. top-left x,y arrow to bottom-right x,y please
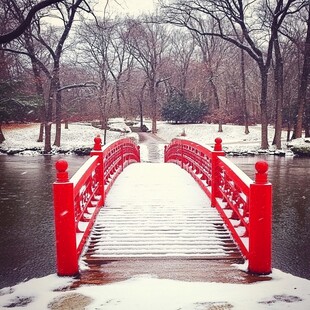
53,136 -> 140,276
165,138 -> 272,275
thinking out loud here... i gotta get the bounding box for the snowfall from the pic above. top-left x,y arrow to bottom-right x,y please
1,120 -> 310,310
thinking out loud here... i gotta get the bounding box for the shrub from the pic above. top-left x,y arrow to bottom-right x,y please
161,93 -> 208,124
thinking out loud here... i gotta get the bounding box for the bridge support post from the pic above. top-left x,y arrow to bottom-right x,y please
91,135 -> 105,204
53,160 -> 79,276
248,161 -> 272,274
211,138 -> 225,207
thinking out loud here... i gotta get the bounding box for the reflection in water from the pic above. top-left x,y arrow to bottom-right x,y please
0,154 -> 309,288
230,156 -> 310,280
0,155 -> 87,288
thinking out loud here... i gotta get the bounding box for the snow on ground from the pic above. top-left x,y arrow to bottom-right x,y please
0,269 -> 310,309
0,120 -> 308,155
0,122 -> 138,155
156,122 -> 292,154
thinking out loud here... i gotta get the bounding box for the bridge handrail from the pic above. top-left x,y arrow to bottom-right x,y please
165,138 -> 272,275
53,136 -> 140,276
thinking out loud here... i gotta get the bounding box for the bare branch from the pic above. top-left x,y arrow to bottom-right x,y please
0,0 -> 64,44
57,82 -> 98,92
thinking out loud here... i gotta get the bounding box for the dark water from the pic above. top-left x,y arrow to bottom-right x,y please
230,155 -> 310,280
0,154 -> 309,289
0,155 -> 87,289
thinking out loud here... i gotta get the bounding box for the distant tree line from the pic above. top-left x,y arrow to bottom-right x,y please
0,0 -> 310,151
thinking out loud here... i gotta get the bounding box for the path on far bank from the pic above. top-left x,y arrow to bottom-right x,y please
137,132 -> 168,163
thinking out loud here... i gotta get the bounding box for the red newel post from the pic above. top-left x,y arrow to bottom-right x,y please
53,160 -> 79,276
92,134 -> 102,151
248,161 -> 272,274
211,138 -> 225,207
90,135 -> 105,203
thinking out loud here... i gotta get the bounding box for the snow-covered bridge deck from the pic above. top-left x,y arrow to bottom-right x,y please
79,163 -> 247,284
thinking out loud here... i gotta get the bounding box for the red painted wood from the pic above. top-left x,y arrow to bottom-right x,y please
165,138 -> 272,275
53,136 -> 140,276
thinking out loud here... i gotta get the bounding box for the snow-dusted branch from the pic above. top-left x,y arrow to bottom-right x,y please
57,82 -> 98,92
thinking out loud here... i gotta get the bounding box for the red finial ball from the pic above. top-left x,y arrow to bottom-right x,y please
55,159 -> 68,172
255,161 -> 268,174
255,161 -> 268,184
93,135 -> 102,151
55,159 -> 69,182
214,137 -> 222,151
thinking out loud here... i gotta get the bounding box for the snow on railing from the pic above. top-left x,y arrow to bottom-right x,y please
53,136 -> 140,276
165,138 -> 272,275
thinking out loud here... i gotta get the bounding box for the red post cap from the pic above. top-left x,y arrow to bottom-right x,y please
93,135 -> 102,151
55,159 -> 69,182
255,161 -> 269,184
214,137 -> 222,151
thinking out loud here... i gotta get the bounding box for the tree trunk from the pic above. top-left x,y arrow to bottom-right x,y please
293,8 -> 310,139
37,123 -> 44,142
139,99 -> 144,130
209,71 -> 222,133
149,81 -> 157,134
44,81 -> 55,154
272,36 -> 284,149
26,40 -> 46,144
116,81 -> 121,116
0,123 -> 5,143
54,70 -> 62,147
305,97 -> 310,137
44,122 -> 52,154
241,48 -> 250,134
218,122 -> 223,133
259,65 -> 269,149
209,72 -> 220,110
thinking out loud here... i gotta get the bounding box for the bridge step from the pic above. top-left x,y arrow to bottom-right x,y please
80,163 -> 243,282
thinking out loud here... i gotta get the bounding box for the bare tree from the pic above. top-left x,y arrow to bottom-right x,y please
78,16 -> 134,143
272,33 -> 284,148
293,5 -> 310,139
126,16 -> 169,133
161,0 -> 305,149
168,30 -> 195,96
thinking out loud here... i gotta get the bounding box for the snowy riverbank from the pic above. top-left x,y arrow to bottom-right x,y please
1,121 -> 309,156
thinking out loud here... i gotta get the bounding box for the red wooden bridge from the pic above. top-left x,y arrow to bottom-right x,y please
53,136 -> 272,284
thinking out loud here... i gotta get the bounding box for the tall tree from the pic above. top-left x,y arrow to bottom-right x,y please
272,34 -> 284,148
293,5 -> 310,139
161,0 -> 305,149
126,16 -> 169,134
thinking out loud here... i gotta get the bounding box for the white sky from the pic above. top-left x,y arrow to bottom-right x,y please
96,0 -> 156,16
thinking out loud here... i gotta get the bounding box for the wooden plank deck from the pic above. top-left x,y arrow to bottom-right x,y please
76,163 -> 272,284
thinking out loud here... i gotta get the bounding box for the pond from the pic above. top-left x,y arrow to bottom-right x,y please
0,155 -> 86,288
0,154 -> 309,288
230,155 -> 310,280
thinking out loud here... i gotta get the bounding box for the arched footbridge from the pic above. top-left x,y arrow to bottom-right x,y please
53,136 -> 272,284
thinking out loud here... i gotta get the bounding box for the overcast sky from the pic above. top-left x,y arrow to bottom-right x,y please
96,0 -> 156,16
